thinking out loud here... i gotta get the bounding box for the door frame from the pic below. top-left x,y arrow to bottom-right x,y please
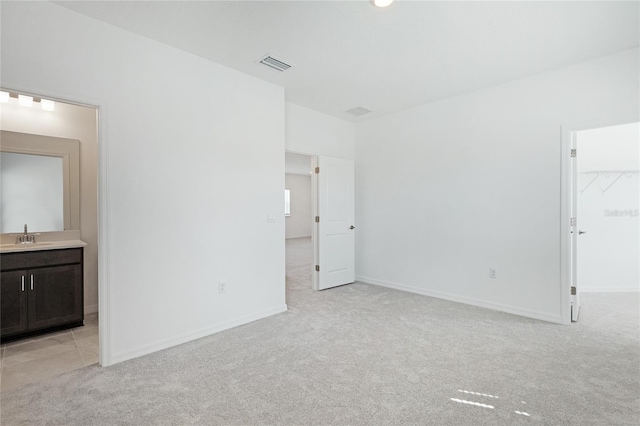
560,113 -> 640,325
2,83 -> 109,364
284,150 -> 320,291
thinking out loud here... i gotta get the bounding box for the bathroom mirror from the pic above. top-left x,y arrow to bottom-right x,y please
0,130 -> 80,233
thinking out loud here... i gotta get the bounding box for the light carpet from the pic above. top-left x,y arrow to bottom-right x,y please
1,237 -> 638,425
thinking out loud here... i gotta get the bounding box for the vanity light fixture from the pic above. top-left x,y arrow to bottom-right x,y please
2,91 -> 56,111
373,0 -> 394,7
40,99 -> 55,111
18,94 -> 33,107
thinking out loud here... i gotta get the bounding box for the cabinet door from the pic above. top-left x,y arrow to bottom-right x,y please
28,264 -> 83,330
1,270 -> 29,336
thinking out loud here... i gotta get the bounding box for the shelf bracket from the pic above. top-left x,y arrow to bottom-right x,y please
602,173 -> 625,193
580,173 -> 600,193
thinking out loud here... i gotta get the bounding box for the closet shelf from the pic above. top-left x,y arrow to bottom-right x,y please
579,170 -> 638,174
578,170 -> 638,193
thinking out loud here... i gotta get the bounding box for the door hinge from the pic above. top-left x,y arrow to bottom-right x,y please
315,166 -> 320,174
571,149 -> 576,158
570,217 -> 577,227
315,265 -> 320,272
571,286 -> 576,295
315,216 -> 319,223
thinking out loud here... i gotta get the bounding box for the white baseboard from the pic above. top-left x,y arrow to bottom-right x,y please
84,304 -> 98,315
356,276 -> 562,324
110,304 -> 288,365
580,287 -> 639,293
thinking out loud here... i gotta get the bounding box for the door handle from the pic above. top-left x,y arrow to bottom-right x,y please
579,230 -> 587,235
21,275 -> 25,292
349,225 -> 355,230
30,275 -> 34,290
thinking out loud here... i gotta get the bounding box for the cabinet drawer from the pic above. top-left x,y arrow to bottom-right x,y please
1,248 -> 82,271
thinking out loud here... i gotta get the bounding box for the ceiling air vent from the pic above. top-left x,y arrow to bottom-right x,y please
258,54 -> 292,72
346,107 -> 372,116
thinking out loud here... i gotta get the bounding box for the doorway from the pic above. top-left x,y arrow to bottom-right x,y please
284,152 -> 315,301
561,117 -> 640,324
0,90 -> 100,391
284,152 -> 357,298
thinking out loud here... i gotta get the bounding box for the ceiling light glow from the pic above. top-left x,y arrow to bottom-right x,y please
373,0 -> 394,7
41,99 -> 55,111
0,91 -> 9,103
18,94 -> 33,107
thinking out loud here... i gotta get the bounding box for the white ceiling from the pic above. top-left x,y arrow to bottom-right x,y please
57,1 -> 639,122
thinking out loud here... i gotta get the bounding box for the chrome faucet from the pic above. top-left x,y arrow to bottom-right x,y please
16,224 -> 36,244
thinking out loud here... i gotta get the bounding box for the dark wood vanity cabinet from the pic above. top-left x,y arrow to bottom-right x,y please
0,248 -> 83,342
1,270 -> 29,336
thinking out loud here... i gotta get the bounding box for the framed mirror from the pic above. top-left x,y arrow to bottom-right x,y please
0,130 -> 80,233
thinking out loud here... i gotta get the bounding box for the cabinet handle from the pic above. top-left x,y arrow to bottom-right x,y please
21,275 -> 25,292
30,275 -> 34,290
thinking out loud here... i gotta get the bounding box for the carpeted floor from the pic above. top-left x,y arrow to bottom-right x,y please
0,237 -> 638,425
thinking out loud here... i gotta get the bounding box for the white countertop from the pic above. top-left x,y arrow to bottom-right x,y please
0,240 -> 87,254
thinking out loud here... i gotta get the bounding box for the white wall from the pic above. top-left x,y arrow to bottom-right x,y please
577,123 -> 639,292
285,174 -> 312,239
285,103 -> 355,159
355,48 -> 640,323
0,100 -> 100,314
1,1 -> 286,365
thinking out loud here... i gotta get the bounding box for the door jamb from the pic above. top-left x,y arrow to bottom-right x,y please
284,150 -> 319,291
560,114 -> 639,325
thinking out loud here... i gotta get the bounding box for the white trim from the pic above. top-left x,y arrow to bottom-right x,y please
110,304 -> 288,365
97,105 -> 110,366
311,155 -> 319,291
357,276 -> 563,324
560,113 -> 640,326
580,287 -> 639,293
84,304 -> 99,315
560,125 -> 572,325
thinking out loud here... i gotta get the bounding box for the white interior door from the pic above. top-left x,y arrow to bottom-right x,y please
316,156 -> 355,290
570,133 -> 581,322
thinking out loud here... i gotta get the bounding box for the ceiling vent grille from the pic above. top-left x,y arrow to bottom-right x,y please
258,54 -> 292,72
346,107 -> 372,116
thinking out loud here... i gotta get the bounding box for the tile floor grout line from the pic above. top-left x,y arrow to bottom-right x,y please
70,329 -> 86,366
1,330 -> 72,349
1,317 -> 99,392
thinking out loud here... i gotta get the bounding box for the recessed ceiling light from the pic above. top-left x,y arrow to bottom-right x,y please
373,0 -> 394,8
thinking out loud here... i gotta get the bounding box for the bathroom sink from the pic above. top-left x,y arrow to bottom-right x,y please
0,242 -> 56,252
0,240 -> 86,253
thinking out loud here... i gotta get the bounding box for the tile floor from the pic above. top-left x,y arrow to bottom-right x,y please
0,314 -> 98,393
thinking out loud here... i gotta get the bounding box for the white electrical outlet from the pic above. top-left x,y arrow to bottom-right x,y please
218,281 -> 227,293
489,268 -> 497,279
